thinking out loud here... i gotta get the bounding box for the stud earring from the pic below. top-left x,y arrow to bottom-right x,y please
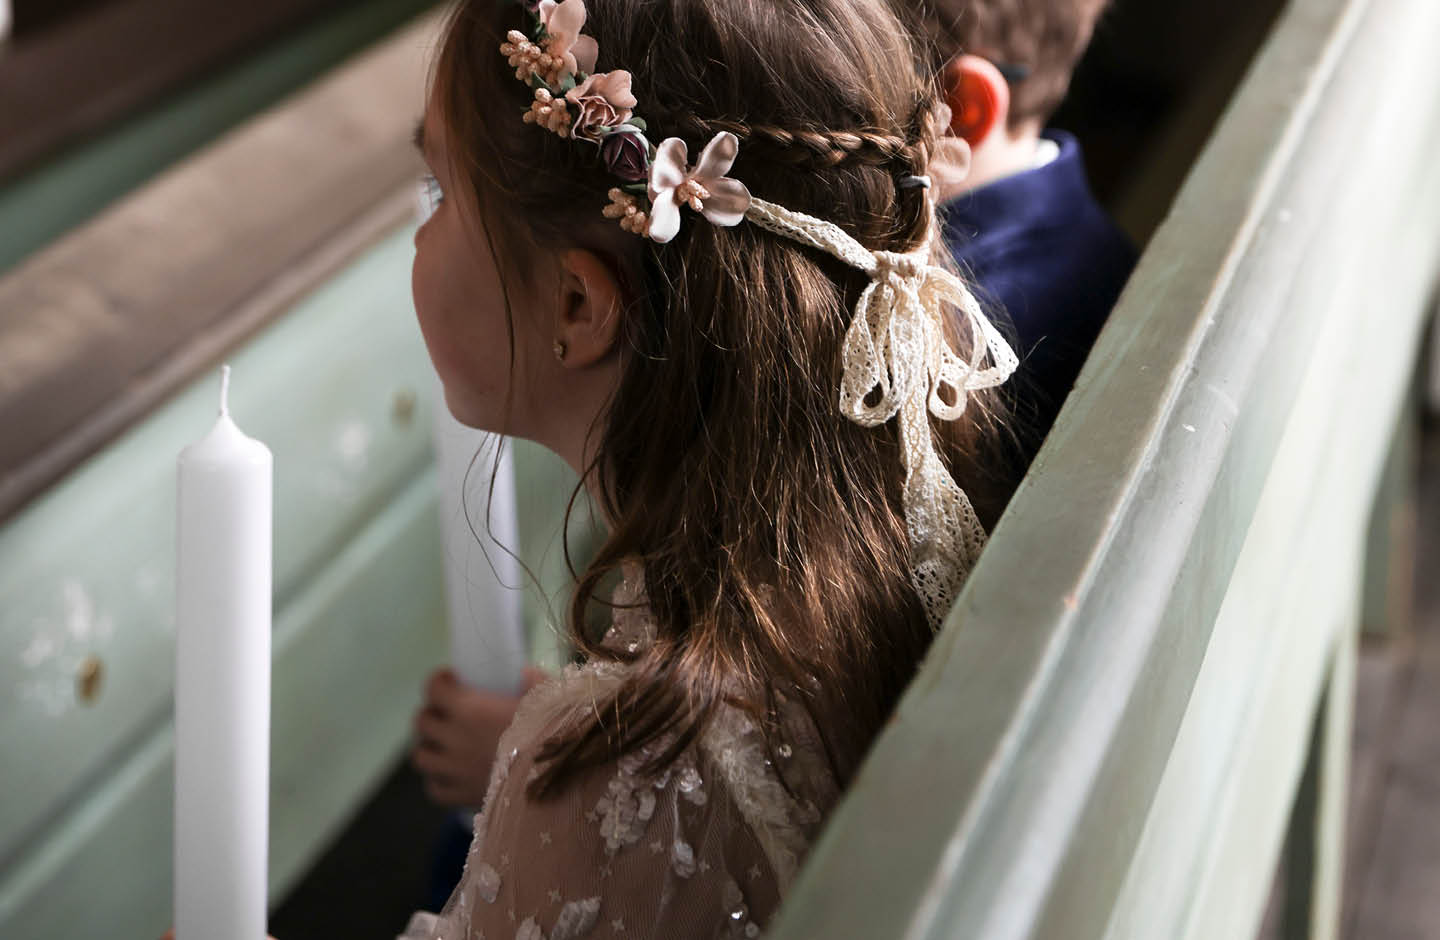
553,339 -> 567,362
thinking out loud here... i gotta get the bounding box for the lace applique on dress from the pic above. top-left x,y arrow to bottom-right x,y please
401,572 -> 840,940
473,863 -> 501,903
594,735 -> 666,853
701,708 -> 821,891
550,897 -> 601,939
600,567 -> 656,655
722,877 -> 765,939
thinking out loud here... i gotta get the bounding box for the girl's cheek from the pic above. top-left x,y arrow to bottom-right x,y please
411,215 -> 448,299
410,238 -> 426,304
410,242 -> 442,335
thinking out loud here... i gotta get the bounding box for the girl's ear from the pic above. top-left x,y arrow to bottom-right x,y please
553,249 -> 625,368
941,54 -> 1011,149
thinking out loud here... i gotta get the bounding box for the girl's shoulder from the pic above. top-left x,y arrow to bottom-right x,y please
510,656 -> 839,881
417,657 -> 839,940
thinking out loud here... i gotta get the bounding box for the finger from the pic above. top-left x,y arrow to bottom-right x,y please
411,741 -> 457,777
461,686 -> 527,724
422,773 -> 465,807
412,704 -> 439,740
423,667 -> 459,711
413,706 -> 463,752
411,741 -> 438,772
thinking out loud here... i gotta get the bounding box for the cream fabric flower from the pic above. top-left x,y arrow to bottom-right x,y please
565,70 -> 637,140
645,132 -> 751,244
537,0 -> 598,79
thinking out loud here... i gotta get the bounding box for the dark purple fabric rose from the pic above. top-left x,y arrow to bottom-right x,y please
602,131 -> 650,183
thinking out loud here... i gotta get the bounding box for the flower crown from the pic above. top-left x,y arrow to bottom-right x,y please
501,0 -> 747,243
498,0 -> 1020,624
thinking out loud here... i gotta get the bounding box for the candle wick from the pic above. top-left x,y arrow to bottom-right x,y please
219,364 -> 231,418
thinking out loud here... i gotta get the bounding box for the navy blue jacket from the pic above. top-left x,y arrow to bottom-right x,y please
942,130 -> 1136,469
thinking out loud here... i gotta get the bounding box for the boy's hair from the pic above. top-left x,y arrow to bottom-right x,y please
433,0 -> 1007,796
920,0 -> 1113,129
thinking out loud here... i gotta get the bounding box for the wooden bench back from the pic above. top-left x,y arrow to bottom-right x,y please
767,0 -> 1440,936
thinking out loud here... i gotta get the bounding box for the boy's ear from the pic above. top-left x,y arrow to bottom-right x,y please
941,54 -> 1011,148
553,249 -> 624,368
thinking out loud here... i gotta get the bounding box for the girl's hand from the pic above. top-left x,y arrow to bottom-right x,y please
410,667 -> 548,807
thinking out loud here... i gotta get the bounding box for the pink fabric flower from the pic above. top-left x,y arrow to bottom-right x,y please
645,132 -> 751,244
565,70 -> 637,141
537,0 -> 598,79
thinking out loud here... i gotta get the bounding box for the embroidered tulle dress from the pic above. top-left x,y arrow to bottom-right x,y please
400,578 -> 841,940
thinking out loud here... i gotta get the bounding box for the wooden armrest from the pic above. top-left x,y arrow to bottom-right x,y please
0,0 -> 360,184
0,12 -> 441,523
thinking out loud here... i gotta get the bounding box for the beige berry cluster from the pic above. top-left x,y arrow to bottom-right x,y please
673,179 -> 711,212
603,188 -> 650,235
522,88 -> 571,137
500,30 -> 569,86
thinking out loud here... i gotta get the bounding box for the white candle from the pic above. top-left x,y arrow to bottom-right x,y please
432,402 -> 527,692
175,365 -> 272,940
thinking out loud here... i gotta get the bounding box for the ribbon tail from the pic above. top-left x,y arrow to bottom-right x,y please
896,388 -> 987,629
839,280 -> 900,426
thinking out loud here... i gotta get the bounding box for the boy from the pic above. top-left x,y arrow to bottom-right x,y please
922,0 -> 1136,462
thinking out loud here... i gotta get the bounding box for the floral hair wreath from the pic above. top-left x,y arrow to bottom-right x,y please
500,0 -> 750,242
500,0 -> 1020,624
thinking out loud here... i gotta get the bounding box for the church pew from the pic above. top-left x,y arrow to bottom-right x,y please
0,15 -> 452,937
766,0 -> 1440,937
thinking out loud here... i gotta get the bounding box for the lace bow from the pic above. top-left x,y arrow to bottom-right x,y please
746,198 -> 1019,627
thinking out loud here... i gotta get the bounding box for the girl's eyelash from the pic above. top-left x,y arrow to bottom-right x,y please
416,173 -> 444,222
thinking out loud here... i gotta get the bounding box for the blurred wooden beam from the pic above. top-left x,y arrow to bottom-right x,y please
0,0 -> 389,184
0,12 -> 440,522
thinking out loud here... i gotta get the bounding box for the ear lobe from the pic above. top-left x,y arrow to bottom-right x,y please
554,249 -> 625,368
942,55 -> 1010,148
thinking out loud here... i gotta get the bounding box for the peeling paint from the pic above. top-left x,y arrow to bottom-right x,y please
334,419 -> 373,473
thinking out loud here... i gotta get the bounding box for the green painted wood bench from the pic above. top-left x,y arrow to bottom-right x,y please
767,0 -> 1440,937
0,11 -> 585,934
0,0 -> 438,275
0,15 -> 456,937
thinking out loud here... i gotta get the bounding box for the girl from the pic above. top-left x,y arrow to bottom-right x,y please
402,0 -> 1016,936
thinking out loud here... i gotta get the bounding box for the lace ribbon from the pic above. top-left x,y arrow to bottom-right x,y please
745,197 -> 1019,627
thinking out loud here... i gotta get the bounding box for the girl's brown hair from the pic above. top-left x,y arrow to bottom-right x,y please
432,0 -> 1007,796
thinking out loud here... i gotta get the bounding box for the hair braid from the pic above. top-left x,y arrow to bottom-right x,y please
664,114 -> 914,169
900,92 -> 947,180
